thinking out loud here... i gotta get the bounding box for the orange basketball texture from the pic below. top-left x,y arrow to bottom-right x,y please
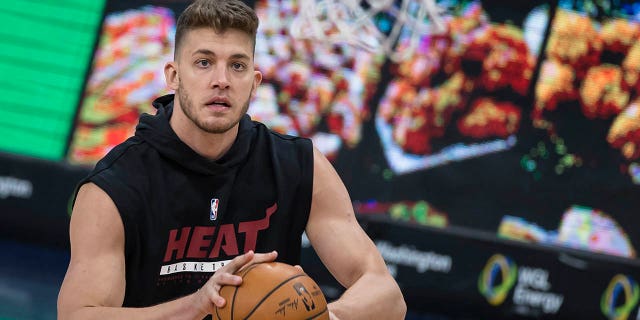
215,262 -> 329,320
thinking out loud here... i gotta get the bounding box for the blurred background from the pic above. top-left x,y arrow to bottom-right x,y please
2,0 -> 640,319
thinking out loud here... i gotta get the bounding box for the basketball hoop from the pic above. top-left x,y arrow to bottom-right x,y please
289,0 -> 447,62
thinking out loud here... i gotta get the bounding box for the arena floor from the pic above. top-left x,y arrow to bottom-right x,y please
0,240 -> 67,320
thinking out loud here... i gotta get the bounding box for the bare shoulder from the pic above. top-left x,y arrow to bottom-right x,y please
71,183 -> 125,244
74,182 -> 121,215
74,183 -> 111,208
310,146 -> 353,210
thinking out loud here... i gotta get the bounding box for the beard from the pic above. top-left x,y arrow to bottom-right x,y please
177,82 -> 252,134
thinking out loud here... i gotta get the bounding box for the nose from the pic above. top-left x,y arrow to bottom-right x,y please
209,65 -> 230,89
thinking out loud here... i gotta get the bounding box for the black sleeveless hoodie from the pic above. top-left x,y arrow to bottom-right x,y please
77,94 -> 314,307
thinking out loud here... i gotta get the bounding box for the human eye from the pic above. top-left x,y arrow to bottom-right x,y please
195,59 -> 210,68
231,62 -> 247,72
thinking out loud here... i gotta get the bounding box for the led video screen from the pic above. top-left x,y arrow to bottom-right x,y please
0,0 -> 105,160
346,0 -> 640,259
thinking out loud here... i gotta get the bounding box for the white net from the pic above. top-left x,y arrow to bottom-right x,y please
289,0 -> 447,62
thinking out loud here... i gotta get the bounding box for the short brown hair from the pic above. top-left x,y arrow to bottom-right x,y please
174,0 -> 259,57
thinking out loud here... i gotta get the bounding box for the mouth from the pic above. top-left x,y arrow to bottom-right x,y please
205,97 -> 231,108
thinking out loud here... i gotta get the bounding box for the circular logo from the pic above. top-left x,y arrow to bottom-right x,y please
601,274 -> 640,320
478,254 -> 518,306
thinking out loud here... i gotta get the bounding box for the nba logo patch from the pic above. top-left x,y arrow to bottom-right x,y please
210,198 -> 219,221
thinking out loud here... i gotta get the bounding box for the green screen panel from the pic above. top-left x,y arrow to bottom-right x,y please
0,0 -> 106,160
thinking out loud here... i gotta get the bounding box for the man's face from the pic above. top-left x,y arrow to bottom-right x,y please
170,27 -> 262,134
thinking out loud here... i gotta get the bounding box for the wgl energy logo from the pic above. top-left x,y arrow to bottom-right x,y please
478,254 -> 518,306
601,274 -> 640,320
479,254 -> 564,314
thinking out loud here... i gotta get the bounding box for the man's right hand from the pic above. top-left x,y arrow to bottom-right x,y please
192,250 -> 278,315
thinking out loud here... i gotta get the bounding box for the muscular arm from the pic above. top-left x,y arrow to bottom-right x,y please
57,183 -> 276,320
305,147 -> 406,320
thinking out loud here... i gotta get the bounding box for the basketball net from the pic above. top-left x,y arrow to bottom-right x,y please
289,0 -> 447,62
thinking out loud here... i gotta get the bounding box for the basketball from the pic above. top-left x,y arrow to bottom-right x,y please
215,262 -> 329,320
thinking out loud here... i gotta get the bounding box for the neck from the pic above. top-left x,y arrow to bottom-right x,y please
169,99 -> 239,161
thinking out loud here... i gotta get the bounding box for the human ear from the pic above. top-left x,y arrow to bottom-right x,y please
164,61 -> 179,91
251,70 -> 263,98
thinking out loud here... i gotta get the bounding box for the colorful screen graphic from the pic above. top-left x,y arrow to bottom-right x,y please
0,0 -> 106,160
510,0 -> 640,257
249,0 -> 385,159
375,0 -> 547,173
346,0 -> 640,258
530,0 -> 640,183
67,3 -> 182,164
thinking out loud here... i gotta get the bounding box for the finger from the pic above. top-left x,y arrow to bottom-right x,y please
213,272 -> 243,287
222,250 -> 255,273
202,270 -> 247,308
197,284 -> 227,309
238,250 -> 278,272
251,250 -> 278,263
197,251 -> 262,311
293,264 -> 304,272
208,288 -> 226,308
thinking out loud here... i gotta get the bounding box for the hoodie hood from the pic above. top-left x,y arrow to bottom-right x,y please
134,94 -> 254,175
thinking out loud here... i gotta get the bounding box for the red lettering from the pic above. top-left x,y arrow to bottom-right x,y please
209,224 -> 239,258
164,227 -> 192,262
163,203 -> 278,262
186,226 -> 215,258
238,203 -> 277,252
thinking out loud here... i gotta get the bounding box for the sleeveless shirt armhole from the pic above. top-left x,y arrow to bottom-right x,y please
293,138 -> 314,234
85,172 -> 139,258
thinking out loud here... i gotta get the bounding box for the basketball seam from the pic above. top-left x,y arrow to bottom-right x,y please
216,263 -> 261,320
243,273 -> 306,320
239,263 -> 260,277
232,264 -> 260,320
231,284 -> 239,320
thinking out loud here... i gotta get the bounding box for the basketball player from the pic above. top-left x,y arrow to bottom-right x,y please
57,0 -> 406,319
